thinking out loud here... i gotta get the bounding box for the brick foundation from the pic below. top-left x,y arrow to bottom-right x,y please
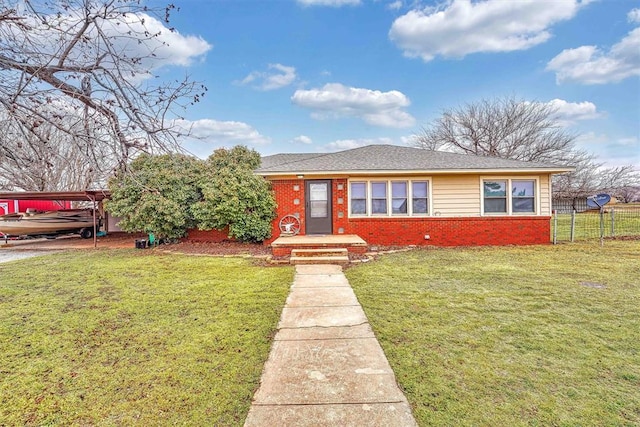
345,216 -> 551,246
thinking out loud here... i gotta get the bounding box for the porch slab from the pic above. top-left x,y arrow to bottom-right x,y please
271,234 -> 367,247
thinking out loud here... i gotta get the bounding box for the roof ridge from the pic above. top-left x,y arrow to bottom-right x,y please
261,151 -> 339,169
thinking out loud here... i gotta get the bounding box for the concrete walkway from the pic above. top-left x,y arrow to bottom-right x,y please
245,264 -> 417,427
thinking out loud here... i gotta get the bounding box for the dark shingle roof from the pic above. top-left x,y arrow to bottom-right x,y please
256,145 -> 572,174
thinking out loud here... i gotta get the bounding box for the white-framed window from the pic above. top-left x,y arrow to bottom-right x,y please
512,180 -> 536,213
371,182 -> 388,215
349,179 -> 431,217
350,182 -> 367,215
412,181 -> 429,214
391,181 -> 407,214
482,178 -> 537,215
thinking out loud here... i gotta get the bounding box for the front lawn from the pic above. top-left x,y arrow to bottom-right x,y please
0,250 -> 293,426
347,241 -> 640,426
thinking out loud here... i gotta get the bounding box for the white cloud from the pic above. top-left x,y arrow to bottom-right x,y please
122,14 -> 211,69
389,0 -> 585,62
238,64 -> 297,91
628,8 -> 640,23
291,135 -> 313,145
545,99 -> 602,125
387,1 -> 403,11
174,119 -> 271,147
546,28 -> 640,84
321,138 -> 395,152
291,83 -> 416,128
297,0 -> 361,6
17,10 -> 211,82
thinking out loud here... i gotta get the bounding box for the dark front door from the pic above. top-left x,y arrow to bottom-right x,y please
305,180 -> 332,235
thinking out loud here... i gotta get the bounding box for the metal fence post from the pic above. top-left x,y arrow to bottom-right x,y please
611,208 -> 615,237
599,207 -> 604,247
570,209 -> 576,242
553,209 -> 557,245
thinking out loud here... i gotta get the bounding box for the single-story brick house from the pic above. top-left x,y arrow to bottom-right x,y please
254,144 -> 573,247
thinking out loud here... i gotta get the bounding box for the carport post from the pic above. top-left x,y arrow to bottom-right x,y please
87,194 -> 97,248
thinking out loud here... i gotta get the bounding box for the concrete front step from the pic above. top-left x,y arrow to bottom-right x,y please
291,248 -> 348,257
290,255 -> 350,265
290,248 -> 350,265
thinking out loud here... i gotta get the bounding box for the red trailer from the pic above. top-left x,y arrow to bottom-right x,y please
0,199 -> 71,215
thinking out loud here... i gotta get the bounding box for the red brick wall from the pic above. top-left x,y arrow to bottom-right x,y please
332,179 -> 349,235
345,216 -> 551,246
266,178 -> 551,247
265,179 -> 306,244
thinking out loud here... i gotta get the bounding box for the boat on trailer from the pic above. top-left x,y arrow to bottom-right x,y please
0,208 -> 100,240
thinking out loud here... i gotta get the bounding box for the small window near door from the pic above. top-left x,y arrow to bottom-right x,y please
350,182 -> 367,215
309,183 -> 328,218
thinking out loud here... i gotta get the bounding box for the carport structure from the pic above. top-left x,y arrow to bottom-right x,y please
0,190 -> 111,247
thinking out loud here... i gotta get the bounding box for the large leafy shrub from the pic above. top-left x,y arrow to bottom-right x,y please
106,153 -> 202,239
191,147 -> 277,242
106,146 -> 276,242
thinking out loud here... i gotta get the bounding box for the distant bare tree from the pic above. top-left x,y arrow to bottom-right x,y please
0,115 -> 114,191
414,96 -> 639,200
549,151 -> 601,200
597,166 -> 640,203
0,0 -> 207,182
414,96 -> 578,162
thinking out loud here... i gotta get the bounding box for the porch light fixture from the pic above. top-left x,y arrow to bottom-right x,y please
297,174 -> 304,179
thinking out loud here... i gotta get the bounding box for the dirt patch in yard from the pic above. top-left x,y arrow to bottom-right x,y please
0,233 -> 146,250
0,233 -> 272,257
165,240 -> 271,257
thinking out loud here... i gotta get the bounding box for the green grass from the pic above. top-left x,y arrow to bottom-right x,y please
346,241 -> 640,426
0,250 -> 293,426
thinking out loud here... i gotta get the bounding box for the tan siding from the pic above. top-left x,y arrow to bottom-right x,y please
432,175 -> 481,216
539,174 -> 551,215
432,173 -> 552,217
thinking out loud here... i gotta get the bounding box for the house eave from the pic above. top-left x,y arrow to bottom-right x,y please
256,167 -> 575,177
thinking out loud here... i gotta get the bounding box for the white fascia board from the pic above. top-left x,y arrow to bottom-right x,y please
256,167 -> 575,177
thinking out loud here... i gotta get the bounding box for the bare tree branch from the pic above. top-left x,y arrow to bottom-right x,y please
0,0 -> 208,189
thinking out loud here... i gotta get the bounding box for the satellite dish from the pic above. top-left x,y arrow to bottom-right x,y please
586,193 -> 611,209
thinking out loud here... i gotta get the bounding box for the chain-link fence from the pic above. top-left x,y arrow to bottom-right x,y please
552,207 -> 640,243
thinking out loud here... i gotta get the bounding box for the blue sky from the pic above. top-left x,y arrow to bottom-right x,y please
148,0 -> 639,167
